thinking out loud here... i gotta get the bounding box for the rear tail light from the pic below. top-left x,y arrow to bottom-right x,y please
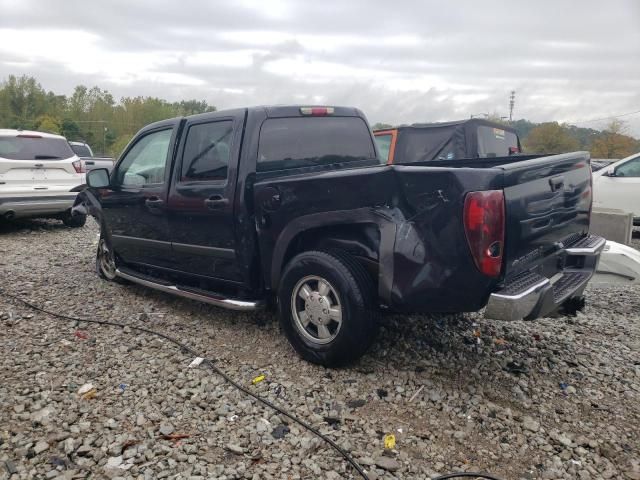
463,190 -> 505,277
508,146 -> 520,155
72,160 -> 85,173
300,107 -> 334,116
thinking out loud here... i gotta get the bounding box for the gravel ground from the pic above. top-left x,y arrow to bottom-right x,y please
1,219 -> 639,480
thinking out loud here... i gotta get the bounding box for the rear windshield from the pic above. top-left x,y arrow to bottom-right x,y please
257,117 -> 376,172
477,126 -> 519,158
0,136 -> 75,160
70,143 -> 92,157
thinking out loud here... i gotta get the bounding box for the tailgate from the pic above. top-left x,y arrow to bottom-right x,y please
501,152 -> 592,277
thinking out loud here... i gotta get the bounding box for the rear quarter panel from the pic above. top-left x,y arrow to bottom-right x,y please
254,164 -> 505,312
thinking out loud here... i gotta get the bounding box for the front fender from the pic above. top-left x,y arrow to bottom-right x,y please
72,188 -> 102,221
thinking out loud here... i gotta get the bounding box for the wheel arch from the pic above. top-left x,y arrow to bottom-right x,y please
268,208 -> 397,302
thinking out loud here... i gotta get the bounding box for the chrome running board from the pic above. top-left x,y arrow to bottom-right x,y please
115,268 -> 264,311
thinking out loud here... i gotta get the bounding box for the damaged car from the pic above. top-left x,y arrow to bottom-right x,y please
75,105 -> 605,366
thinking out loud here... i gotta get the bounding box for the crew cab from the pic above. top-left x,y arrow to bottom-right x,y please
0,129 -> 86,226
374,119 -> 522,164
77,106 -> 604,366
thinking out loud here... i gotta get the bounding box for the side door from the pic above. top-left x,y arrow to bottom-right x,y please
100,124 -> 179,268
166,113 -> 243,281
595,156 -> 640,218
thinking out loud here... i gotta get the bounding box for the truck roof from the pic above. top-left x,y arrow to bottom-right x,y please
142,105 -> 365,132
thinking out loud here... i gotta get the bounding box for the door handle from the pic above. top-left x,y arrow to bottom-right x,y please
204,195 -> 229,210
549,176 -> 564,192
145,196 -> 164,209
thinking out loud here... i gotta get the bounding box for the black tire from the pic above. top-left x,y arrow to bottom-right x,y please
96,228 -> 128,284
559,295 -> 586,316
62,213 -> 86,228
278,250 -> 378,367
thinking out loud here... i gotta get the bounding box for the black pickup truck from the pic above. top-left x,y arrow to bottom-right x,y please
77,105 -> 604,366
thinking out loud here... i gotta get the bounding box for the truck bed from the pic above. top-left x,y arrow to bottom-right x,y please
255,151 -> 593,313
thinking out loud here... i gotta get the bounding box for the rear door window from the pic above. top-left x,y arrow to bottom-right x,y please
477,126 -> 519,158
180,120 -> 233,182
0,136 -> 75,160
257,117 -> 376,172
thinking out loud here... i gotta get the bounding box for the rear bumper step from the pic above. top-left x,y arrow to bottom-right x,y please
565,235 -> 606,256
485,234 -> 605,321
115,268 -> 264,312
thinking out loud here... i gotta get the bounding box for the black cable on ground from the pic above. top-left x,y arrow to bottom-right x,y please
431,473 -> 504,480
1,289 -> 503,480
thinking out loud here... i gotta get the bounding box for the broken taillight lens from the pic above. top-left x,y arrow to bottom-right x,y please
463,190 -> 505,277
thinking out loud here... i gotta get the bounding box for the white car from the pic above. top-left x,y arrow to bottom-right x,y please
592,152 -> 640,225
0,129 -> 87,227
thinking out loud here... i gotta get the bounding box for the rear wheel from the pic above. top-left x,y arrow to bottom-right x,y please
278,251 -> 378,367
62,213 -> 86,228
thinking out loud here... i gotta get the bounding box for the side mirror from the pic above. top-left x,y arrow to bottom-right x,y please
87,168 -> 110,188
602,167 -> 615,177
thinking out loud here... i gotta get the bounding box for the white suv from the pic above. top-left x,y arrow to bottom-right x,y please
0,129 -> 87,227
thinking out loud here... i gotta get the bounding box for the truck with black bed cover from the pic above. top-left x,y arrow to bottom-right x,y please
76,105 -> 604,366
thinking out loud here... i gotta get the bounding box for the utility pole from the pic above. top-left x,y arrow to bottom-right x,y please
509,90 -> 516,122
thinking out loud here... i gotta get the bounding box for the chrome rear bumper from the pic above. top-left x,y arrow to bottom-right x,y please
485,235 -> 605,321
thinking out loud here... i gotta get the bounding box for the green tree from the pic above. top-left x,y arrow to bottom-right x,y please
371,122 -> 393,130
35,114 -> 61,134
590,120 -> 638,159
523,122 -> 580,154
60,118 -> 82,141
0,75 -> 49,128
109,134 -> 134,158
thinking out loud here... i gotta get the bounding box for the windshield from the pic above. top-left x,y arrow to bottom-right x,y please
477,126 -> 519,158
0,135 -> 75,160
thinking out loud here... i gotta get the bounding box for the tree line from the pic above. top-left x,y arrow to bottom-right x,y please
0,75 -> 216,156
2,75 -> 638,159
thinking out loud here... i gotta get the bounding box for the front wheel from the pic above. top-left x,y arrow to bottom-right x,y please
96,232 -> 127,283
62,213 -> 86,228
278,251 -> 378,367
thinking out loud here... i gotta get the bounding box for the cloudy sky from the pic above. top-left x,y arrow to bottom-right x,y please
1,0 -> 639,136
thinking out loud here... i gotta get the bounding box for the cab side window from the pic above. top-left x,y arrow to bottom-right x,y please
181,121 -> 233,182
116,129 -> 172,186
